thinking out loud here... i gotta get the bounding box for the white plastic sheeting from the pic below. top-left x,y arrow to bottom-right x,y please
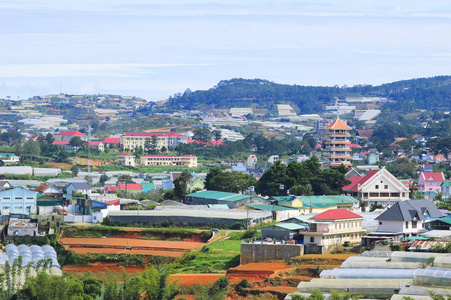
320,268 -> 415,279
4,244 -> 60,268
413,269 -> 451,286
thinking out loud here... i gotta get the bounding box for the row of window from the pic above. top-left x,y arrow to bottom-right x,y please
335,221 -> 361,230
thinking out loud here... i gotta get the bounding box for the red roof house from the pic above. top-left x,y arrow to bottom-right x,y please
310,208 -> 363,220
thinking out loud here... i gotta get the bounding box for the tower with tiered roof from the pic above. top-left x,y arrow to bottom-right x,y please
324,117 -> 352,167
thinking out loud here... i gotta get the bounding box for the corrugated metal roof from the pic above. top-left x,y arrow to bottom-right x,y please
246,204 -> 295,211
186,190 -> 252,201
275,223 -> 307,230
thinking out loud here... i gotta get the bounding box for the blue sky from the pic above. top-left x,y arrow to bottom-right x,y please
1,0 -> 451,101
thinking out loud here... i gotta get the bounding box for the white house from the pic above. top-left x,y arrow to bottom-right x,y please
375,200 -> 443,237
246,155 -> 257,168
0,187 -> 37,215
441,181 -> 451,200
342,167 -> 410,208
66,182 -> 92,196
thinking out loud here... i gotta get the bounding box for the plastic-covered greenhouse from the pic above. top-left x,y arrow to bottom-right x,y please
320,268 -> 415,279
3,244 -> 60,268
413,269 -> 451,287
340,256 -> 420,269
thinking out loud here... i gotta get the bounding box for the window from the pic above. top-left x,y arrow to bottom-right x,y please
379,222 -> 382,225
310,237 -> 314,243
375,185 -> 379,189
412,221 -> 417,229
405,221 -> 409,228
384,185 -> 388,189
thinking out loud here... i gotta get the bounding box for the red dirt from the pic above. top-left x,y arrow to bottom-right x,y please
69,248 -> 184,257
170,274 -> 226,286
60,238 -> 205,252
250,286 -> 297,294
63,262 -> 145,274
226,263 -> 295,283
45,162 -> 73,169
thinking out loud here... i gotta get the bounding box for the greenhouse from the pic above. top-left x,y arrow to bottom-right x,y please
340,256 -> 420,269
3,244 -> 60,268
320,268 -> 415,279
413,269 -> 451,287
296,278 -> 411,294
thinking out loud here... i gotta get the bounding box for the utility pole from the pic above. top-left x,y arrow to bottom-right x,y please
87,105 -> 92,185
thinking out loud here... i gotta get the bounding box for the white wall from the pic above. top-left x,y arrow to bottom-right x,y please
378,220 -> 404,233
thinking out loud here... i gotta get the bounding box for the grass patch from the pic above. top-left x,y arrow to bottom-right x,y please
173,237 -> 242,273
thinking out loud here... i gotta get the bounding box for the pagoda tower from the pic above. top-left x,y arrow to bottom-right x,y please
324,117 -> 352,167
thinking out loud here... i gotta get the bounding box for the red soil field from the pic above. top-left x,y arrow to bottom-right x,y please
63,262 -> 145,274
251,286 -> 297,294
170,274 -> 226,286
226,262 -> 295,283
68,248 -> 184,257
60,238 -> 205,253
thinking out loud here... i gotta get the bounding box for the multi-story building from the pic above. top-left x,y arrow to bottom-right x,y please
323,117 -> 352,167
342,167 -> 410,207
418,172 -> 445,194
0,187 -> 37,215
117,154 -> 136,166
120,132 -> 188,151
140,155 -> 198,168
54,131 -> 87,142
303,208 -> 365,250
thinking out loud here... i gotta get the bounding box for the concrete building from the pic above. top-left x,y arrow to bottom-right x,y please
66,182 -> 92,196
303,209 -> 365,252
140,155 -> 198,168
418,172 -> 445,194
246,155 -> 257,168
375,200 -> 443,237
120,132 -> 188,151
0,153 -> 20,163
343,167 -> 410,207
54,131 -> 87,142
117,154 -> 136,166
0,187 -> 37,215
89,141 -> 104,152
7,218 -> 38,236
323,117 -> 352,167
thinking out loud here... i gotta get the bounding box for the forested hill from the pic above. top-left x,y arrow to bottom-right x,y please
160,76 -> 451,113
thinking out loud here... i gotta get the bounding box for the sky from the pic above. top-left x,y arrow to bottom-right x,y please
1,0 -> 451,101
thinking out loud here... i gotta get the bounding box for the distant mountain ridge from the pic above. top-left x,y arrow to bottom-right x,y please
160,76 -> 451,113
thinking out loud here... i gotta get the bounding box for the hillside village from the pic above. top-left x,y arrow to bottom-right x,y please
0,86 -> 450,299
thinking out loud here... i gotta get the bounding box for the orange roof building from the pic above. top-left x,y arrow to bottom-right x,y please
323,117 -> 352,167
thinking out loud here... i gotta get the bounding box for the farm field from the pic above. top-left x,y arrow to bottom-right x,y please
60,237 -> 205,256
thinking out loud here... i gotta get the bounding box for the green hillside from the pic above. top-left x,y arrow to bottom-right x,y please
159,76 -> 451,113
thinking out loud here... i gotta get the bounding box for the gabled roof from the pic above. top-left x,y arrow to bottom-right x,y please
420,172 -> 445,181
102,138 -> 121,144
343,170 -> 378,191
55,131 -> 86,136
118,153 -> 134,157
52,141 -> 70,145
117,183 -> 142,190
310,208 -> 362,220
325,118 -> 351,130
69,182 -> 92,190
357,130 -> 373,137
89,141 -> 102,146
34,184 -> 50,192
375,200 -> 442,221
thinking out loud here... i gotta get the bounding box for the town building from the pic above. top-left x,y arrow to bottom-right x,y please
120,132 -> 188,151
418,172 -> 446,194
89,141 -> 104,152
303,209 -> 365,252
66,182 -> 92,196
375,200 -> 443,237
323,117 -> 352,167
0,187 -> 37,215
441,181 -> 451,200
117,154 -> 136,166
0,153 -> 20,164
246,155 -> 257,168
54,131 -> 87,142
7,218 -> 39,237
185,190 -> 268,209
342,167 -> 410,208
140,155 -> 198,168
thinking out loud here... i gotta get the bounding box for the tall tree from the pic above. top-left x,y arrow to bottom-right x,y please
150,135 -> 158,153
173,171 -> 193,200
144,137 -> 152,153
193,127 -> 212,145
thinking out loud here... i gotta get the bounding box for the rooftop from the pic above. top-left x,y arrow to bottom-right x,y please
310,208 -> 363,220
